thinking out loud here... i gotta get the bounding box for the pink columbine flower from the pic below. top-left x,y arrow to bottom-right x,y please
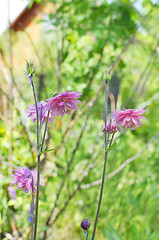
101,120 -> 119,133
11,167 -> 44,193
112,108 -> 146,131
26,100 -> 53,125
46,91 -> 82,116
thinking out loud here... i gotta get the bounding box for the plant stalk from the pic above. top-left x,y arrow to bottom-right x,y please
31,192 -> 35,240
86,229 -> 89,240
30,76 -> 40,240
108,127 -> 116,149
40,110 -> 50,153
27,174 -> 35,240
91,81 -> 108,240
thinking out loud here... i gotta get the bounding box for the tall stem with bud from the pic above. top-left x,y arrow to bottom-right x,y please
91,68 -> 111,240
26,61 -> 40,240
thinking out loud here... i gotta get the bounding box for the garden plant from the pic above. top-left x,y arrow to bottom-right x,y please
0,0 -> 159,239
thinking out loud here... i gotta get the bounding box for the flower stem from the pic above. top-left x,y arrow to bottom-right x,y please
108,127 -> 116,148
40,110 -> 50,153
31,191 -> 35,240
28,174 -> 35,240
30,76 -> 40,240
33,154 -> 40,240
91,81 -> 109,240
39,104 -> 43,140
86,229 -> 89,240
30,76 -> 40,150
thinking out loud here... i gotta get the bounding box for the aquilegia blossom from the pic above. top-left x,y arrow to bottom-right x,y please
26,100 -> 53,125
11,167 -> 44,193
101,120 -> 119,133
46,91 -> 82,116
112,108 -> 146,131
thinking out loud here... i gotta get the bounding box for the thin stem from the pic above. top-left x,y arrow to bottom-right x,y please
30,76 -> 40,240
28,174 -> 35,240
86,229 -> 89,240
33,154 -> 40,240
107,118 -> 112,144
31,194 -> 35,240
91,81 -> 108,240
30,76 -> 40,150
39,104 -> 43,140
40,110 -> 50,153
108,127 -> 116,149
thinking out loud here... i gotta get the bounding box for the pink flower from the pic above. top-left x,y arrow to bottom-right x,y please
46,91 -> 82,116
11,167 -> 45,193
112,108 -> 146,131
101,121 -> 119,133
26,100 -> 53,125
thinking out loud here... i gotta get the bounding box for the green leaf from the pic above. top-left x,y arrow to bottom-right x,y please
106,222 -> 124,240
105,230 -> 115,240
107,142 -> 117,152
131,222 -> 140,240
42,145 -> 47,152
40,148 -> 54,154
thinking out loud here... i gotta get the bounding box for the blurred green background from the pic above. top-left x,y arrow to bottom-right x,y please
0,0 -> 159,239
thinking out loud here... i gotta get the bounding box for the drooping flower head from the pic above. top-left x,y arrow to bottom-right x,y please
81,217 -> 91,231
112,108 -> 146,131
26,100 -> 53,125
101,120 -> 119,134
46,91 -> 82,116
11,167 -> 44,193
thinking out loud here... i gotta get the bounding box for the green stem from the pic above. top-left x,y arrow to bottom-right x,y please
108,127 -> 116,149
40,110 -> 50,153
107,118 -> 112,144
30,76 -> 40,150
91,81 -> 108,240
30,76 -> 40,240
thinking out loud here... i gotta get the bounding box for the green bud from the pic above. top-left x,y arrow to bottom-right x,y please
104,67 -> 111,82
25,60 -> 36,77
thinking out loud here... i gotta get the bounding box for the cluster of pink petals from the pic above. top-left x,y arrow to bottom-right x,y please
112,108 -> 146,131
26,100 -> 53,125
46,91 -> 82,116
11,167 -> 44,193
101,120 -> 119,134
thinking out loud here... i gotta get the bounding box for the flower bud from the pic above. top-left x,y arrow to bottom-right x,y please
25,60 -> 36,77
104,67 -> 111,82
81,217 -> 91,230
